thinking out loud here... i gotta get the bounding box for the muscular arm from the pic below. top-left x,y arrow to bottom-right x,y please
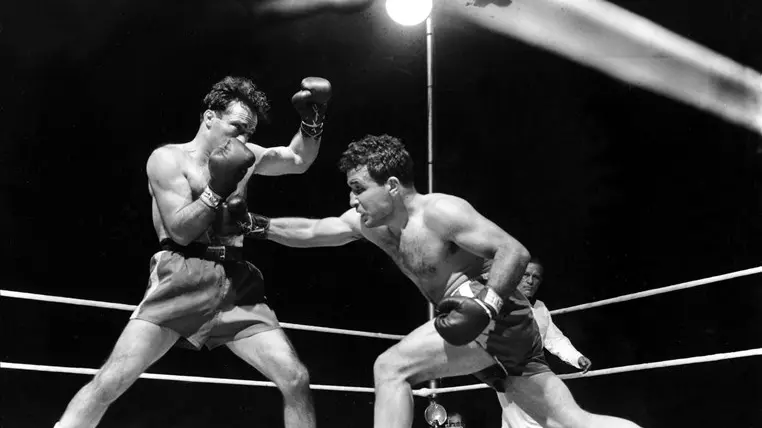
426,196 -> 530,299
247,131 -> 320,176
147,147 -> 216,246
268,209 -> 363,248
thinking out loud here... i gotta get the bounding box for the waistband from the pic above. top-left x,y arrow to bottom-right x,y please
444,275 -> 488,299
160,239 -> 245,263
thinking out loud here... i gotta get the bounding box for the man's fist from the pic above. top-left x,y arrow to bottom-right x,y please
434,286 -> 504,346
292,77 -> 332,138
213,196 -> 251,237
434,296 -> 494,346
578,356 -> 592,374
228,196 -> 271,239
208,139 -> 256,199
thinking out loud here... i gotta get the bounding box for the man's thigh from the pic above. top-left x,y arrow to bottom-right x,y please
226,327 -> 306,384
505,371 -> 588,428
383,319 -> 496,385
100,319 -> 180,381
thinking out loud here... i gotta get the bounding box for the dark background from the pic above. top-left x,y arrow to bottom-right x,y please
2,0 -> 762,426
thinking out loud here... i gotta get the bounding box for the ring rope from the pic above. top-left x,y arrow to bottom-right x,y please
550,265 -> 762,315
3,265 -> 759,338
3,346 -> 761,396
4,265 -> 758,337
0,362 -> 375,393
413,346 -> 762,396
0,290 -> 405,341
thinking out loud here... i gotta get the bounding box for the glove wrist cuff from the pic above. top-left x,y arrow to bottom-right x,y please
240,213 -> 271,240
299,103 -> 326,139
200,186 -> 222,210
300,120 -> 324,139
479,287 -> 503,315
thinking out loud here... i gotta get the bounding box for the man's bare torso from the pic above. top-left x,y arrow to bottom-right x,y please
360,194 -> 490,303
149,142 -> 253,247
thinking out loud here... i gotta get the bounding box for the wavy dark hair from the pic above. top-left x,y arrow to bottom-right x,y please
338,134 -> 415,186
201,76 -> 271,123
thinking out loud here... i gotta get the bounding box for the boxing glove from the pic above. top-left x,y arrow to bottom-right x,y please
212,198 -> 245,237
206,139 -> 256,203
225,196 -> 271,239
434,287 -> 504,346
292,77 -> 332,138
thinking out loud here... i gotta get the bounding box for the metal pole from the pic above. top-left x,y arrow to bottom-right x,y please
426,16 -> 434,197
425,12 -> 440,396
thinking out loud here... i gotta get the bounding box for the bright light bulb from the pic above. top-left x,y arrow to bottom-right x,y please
385,0 -> 433,26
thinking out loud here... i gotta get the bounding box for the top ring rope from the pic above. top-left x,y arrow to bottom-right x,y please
0,290 -> 405,341
550,265 -> 762,315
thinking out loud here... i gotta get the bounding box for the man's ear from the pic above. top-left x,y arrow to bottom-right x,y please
386,176 -> 401,196
203,110 -> 216,129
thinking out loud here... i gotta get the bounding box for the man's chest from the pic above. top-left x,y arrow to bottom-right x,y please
185,164 -> 249,200
185,166 -> 210,198
371,226 -> 454,278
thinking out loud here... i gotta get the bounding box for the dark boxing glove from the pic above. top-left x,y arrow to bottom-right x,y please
219,196 -> 271,239
434,287 -> 504,346
201,139 -> 257,209
291,77 -> 332,138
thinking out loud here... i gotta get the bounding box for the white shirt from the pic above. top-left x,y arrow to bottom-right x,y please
497,299 -> 584,428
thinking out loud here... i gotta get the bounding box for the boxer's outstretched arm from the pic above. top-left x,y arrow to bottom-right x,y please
425,195 -> 530,299
268,209 -> 363,248
147,147 -> 216,245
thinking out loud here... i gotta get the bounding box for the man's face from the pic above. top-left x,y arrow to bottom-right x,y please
207,101 -> 257,146
445,414 -> 464,428
518,262 -> 544,298
346,166 -> 394,228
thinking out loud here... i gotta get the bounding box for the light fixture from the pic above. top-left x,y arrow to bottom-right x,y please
385,0 -> 433,26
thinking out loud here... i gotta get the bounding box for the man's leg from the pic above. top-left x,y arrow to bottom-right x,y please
496,391 -> 543,428
226,328 -> 315,428
56,319 -> 180,428
506,372 -> 642,428
373,319 -> 497,428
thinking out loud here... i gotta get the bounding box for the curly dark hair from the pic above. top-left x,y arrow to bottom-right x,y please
202,76 -> 271,123
338,134 -> 415,186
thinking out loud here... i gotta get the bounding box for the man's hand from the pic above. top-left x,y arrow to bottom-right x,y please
578,356 -> 592,374
292,77 -> 332,138
213,196 -> 271,239
207,139 -> 256,202
434,287 -> 503,346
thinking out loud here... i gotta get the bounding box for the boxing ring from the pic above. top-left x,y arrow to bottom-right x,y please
4,0 -> 762,425
3,265 -> 762,404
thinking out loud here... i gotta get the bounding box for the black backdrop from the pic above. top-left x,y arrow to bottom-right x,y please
2,0 -> 762,426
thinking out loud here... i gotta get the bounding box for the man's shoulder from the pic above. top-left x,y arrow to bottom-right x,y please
421,193 -> 476,228
153,141 -> 186,153
422,193 -> 471,213
147,143 -> 188,174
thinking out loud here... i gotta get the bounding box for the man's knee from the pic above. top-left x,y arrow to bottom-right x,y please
373,350 -> 405,385
89,364 -> 137,405
278,362 -> 311,396
545,405 -> 593,428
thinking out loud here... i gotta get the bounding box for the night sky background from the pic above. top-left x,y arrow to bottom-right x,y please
3,0 -> 762,427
